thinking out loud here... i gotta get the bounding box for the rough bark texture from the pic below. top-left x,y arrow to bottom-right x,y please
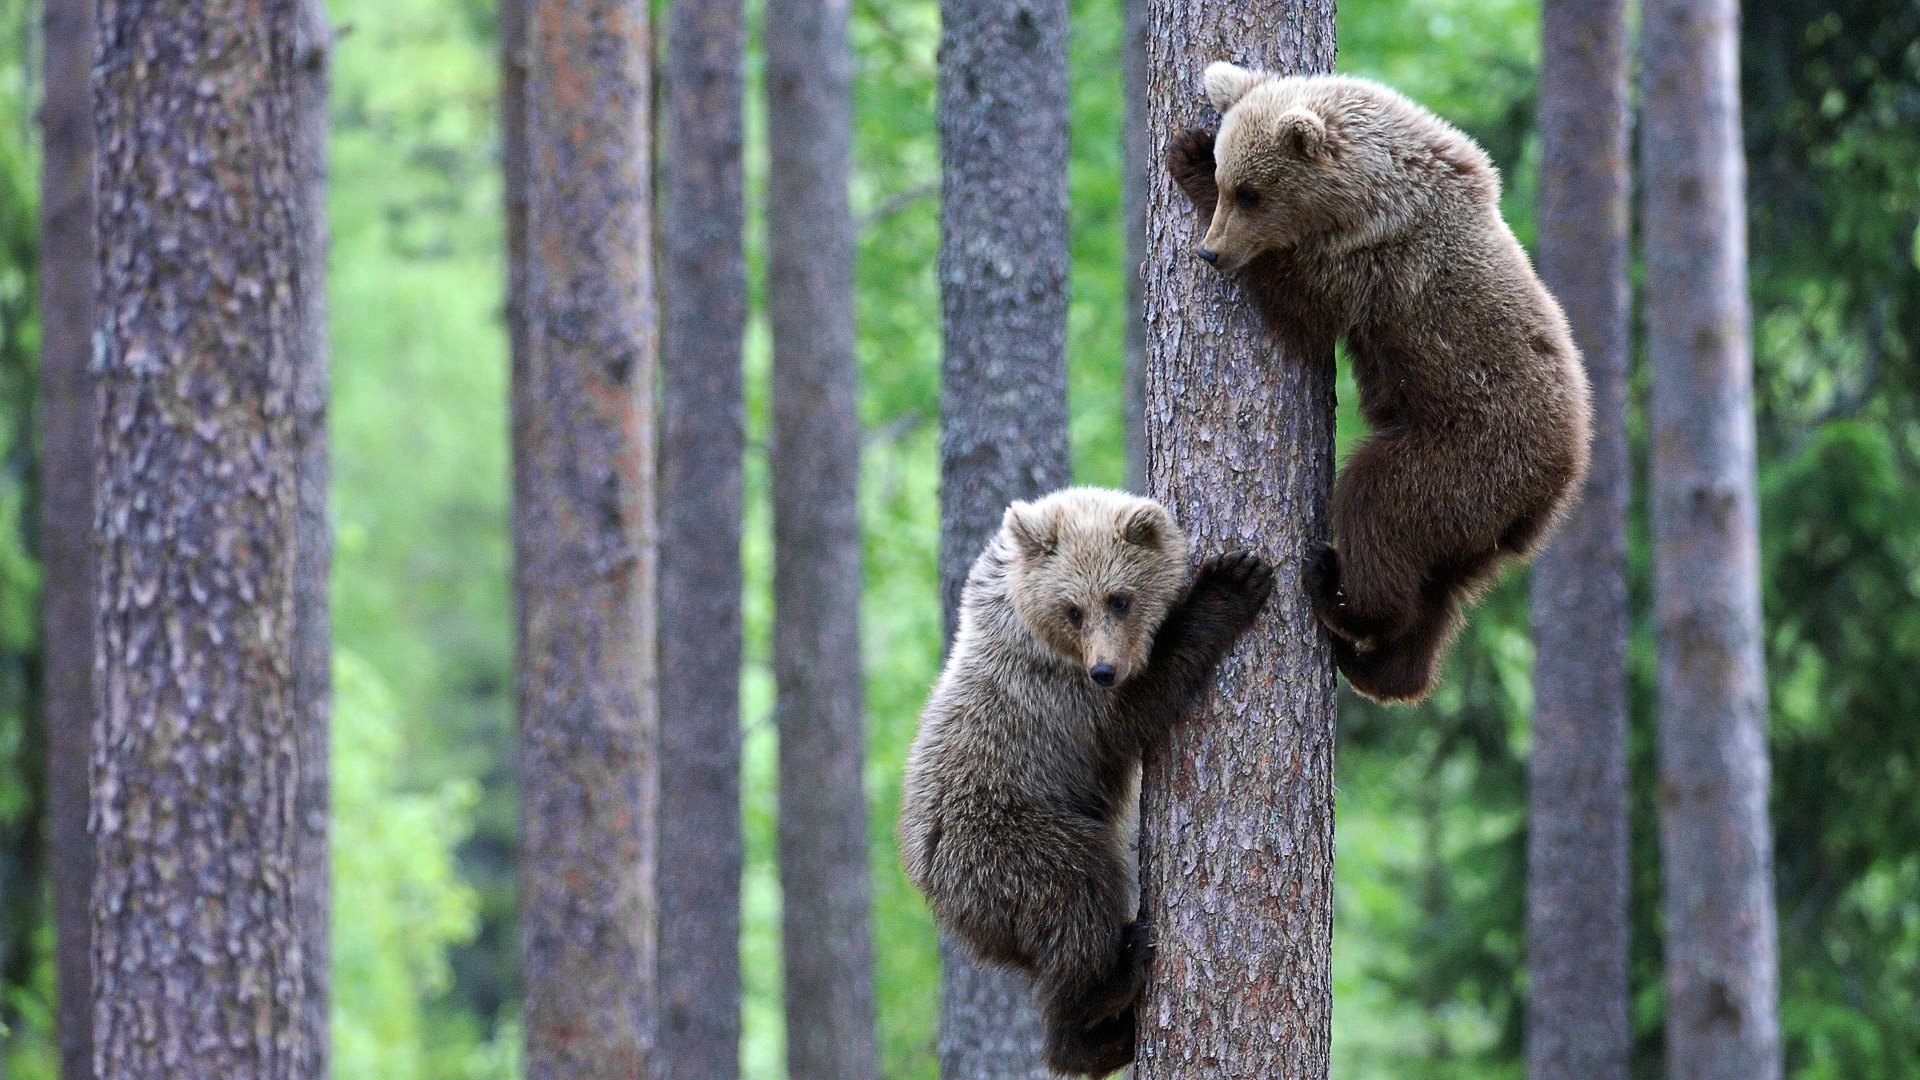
935,0 -> 1072,1073
1525,0 -> 1631,1076
89,0 -> 320,1073
765,2 -> 878,1077
514,0 -> 659,1076
1122,0 -> 1150,493
38,0 -> 95,1075
293,4 -> 335,1077
658,0 -> 746,1074
1135,4 -> 1338,1078
1640,0 -> 1781,1076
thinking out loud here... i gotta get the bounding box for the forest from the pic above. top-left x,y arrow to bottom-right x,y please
0,0 -> 1916,1077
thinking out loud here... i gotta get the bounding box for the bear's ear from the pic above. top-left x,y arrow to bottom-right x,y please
1204,61 -> 1267,114
1003,501 -> 1057,560
1270,105 -> 1328,159
1119,503 -> 1170,549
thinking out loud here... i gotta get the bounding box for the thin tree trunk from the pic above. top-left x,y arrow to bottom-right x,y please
293,4 -> 335,1077
934,0 -> 1072,1072
658,0 -> 746,1073
38,0 -> 94,1074
765,2 -> 878,1077
1135,4 -> 1338,1077
1123,0 -> 1149,493
90,0 -> 321,1073
1526,0 -> 1631,1076
514,0 -> 660,1076
1641,0 -> 1780,1076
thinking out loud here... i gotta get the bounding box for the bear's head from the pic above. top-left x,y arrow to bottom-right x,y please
999,488 -> 1189,689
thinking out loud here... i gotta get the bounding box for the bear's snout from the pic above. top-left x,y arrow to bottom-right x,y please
1197,247 -> 1220,265
1089,663 -> 1117,687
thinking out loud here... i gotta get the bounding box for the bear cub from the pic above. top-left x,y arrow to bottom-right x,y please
898,487 -> 1273,1077
1168,63 -> 1592,704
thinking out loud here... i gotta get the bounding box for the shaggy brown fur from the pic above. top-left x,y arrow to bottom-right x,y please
899,488 -> 1274,1076
1167,64 -> 1591,704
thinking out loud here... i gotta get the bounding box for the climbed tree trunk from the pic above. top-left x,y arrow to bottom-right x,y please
766,1 -> 879,1077
1641,0 -> 1781,1076
90,0 -> 324,1073
514,0 -> 660,1076
1123,0 -> 1149,493
1526,0 -> 1631,1076
934,0 -> 1071,1073
658,0 -> 746,1074
1135,3 -> 1338,1077
293,3 -> 335,1077
38,0 -> 94,1075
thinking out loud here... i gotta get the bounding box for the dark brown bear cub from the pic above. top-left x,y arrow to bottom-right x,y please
898,488 -> 1273,1076
1167,63 -> 1592,704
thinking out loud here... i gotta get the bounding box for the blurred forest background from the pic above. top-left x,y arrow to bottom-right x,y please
0,0 -> 1916,1077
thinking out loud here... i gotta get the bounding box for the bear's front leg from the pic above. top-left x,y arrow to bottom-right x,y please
1115,549 -> 1273,747
1166,127 -> 1221,219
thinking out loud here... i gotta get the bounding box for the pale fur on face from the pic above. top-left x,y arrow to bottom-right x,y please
1000,488 -> 1189,688
1197,62 -> 1495,272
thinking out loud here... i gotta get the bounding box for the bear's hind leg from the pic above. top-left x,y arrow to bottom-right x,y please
1331,577 -> 1464,705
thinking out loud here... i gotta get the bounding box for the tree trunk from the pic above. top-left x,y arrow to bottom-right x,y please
514,0 -> 660,1076
293,4 -> 335,1077
1135,4 -> 1338,1077
89,0 -> 322,1073
38,0 -> 94,1075
1641,0 -> 1781,1076
1525,0 -> 1631,1077
1122,0 -> 1149,493
658,0 -> 746,1074
765,2 -> 878,1078
934,0 -> 1072,1073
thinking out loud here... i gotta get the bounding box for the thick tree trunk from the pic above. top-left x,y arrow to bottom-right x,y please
1641,0 -> 1781,1076
1122,0 -> 1149,493
89,0 -> 322,1073
38,0 -> 94,1075
765,2 -> 878,1078
514,1 -> 660,1076
1135,4 -> 1338,1078
934,0 -> 1071,1073
658,0 -> 746,1074
293,4 -> 335,1077
1525,0 -> 1631,1077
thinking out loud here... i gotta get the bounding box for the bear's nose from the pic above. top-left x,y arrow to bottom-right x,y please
1197,247 -> 1220,264
1090,664 -> 1117,687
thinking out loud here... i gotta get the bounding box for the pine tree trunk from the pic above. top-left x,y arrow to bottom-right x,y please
765,2 -> 878,1077
89,0 -> 322,1073
514,0 -> 660,1076
292,3 -> 335,1077
1122,0 -> 1149,493
1641,0 -> 1781,1076
934,0 -> 1072,1072
38,0 -> 95,1075
1526,0 -> 1631,1076
1135,4 -> 1338,1077
658,0 -> 746,1073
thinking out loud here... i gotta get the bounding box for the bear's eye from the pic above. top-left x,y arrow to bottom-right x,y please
1234,187 -> 1262,210
1066,604 -> 1084,629
1107,594 -> 1132,618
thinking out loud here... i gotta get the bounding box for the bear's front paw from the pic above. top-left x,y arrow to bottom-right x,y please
1166,127 -> 1220,215
1190,549 -> 1276,630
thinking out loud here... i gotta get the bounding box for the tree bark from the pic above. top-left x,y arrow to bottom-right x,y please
514,0 -> 660,1076
658,0 -> 746,1074
1123,0 -> 1149,493
1135,4 -> 1338,1078
1525,0 -> 1631,1077
934,0 -> 1072,1073
765,2 -> 878,1078
89,0 -> 322,1073
293,4 -> 335,1077
1641,0 -> 1781,1076
38,0 -> 94,1075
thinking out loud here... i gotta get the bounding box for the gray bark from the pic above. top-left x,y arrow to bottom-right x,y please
1525,0 -> 1631,1077
658,0 -> 745,1074
935,0 -> 1072,1072
765,1 -> 878,1077
1123,0 -> 1149,493
89,0 -> 322,1073
1135,4 -> 1338,1078
1641,0 -> 1781,1075
514,0 -> 660,1076
38,0 -> 94,1074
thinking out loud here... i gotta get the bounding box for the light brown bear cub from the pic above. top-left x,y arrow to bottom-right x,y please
1167,63 -> 1592,704
899,488 -> 1273,1077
